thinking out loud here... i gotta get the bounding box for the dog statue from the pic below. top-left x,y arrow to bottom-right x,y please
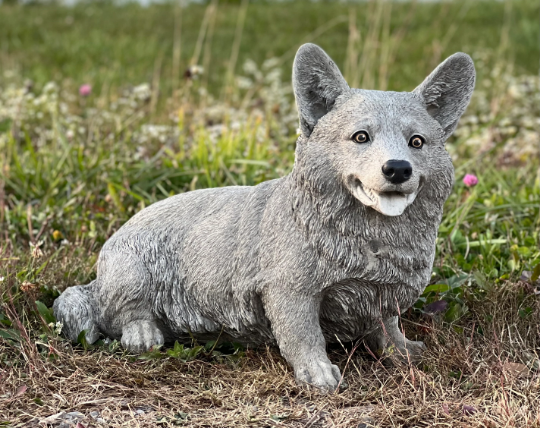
54,43 -> 475,391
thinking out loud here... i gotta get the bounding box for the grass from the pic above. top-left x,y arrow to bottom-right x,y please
0,0 -> 539,99
1,0 -> 540,426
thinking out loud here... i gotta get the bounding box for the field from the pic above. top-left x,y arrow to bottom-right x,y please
1,0 -> 540,426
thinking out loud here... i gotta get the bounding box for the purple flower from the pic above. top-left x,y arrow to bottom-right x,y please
463,174 -> 478,187
79,84 -> 92,97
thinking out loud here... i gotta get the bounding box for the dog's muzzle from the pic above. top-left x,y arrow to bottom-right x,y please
349,176 -> 424,216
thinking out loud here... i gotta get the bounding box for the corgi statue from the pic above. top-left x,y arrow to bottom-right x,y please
54,43 -> 475,391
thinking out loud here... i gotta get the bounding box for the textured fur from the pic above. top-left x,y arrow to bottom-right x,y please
54,44 -> 475,391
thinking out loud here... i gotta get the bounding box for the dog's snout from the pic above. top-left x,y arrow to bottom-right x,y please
382,160 -> 412,184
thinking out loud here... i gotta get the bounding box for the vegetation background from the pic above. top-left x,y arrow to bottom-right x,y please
1,0 -> 540,426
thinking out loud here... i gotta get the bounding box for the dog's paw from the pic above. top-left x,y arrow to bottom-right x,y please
403,339 -> 426,360
121,320 -> 164,353
383,339 -> 426,365
294,358 -> 343,393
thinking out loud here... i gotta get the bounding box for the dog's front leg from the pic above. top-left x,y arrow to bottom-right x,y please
264,289 -> 341,392
365,316 -> 425,363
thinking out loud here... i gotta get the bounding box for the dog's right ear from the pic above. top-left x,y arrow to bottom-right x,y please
293,43 -> 349,137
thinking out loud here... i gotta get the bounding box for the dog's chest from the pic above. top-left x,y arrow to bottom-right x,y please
318,230 -> 435,342
362,236 -> 434,280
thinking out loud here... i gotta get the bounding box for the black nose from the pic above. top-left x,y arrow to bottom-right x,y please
382,160 -> 413,184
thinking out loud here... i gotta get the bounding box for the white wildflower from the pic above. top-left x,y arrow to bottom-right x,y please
42,82 -> 58,94
262,57 -> 280,70
188,65 -> 204,78
236,76 -> 253,90
54,321 -> 63,335
243,59 -> 258,76
133,83 -> 151,101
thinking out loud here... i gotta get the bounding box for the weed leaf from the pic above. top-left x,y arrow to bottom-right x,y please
531,263 -> 540,282
77,330 -> 89,350
424,283 -> 450,294
0,329 -> 21,342
35,301 -> 56,324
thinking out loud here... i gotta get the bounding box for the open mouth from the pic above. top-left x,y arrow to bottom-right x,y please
350,179 -> 420,216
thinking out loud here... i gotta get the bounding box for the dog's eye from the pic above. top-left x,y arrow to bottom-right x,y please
409,135 -> 425,149
352,131 -> 370,144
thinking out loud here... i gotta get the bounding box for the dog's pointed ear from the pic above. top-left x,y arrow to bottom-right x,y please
413,53 -> 476,139
293,43 -> 349,137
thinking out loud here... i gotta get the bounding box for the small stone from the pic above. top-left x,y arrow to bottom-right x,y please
357,415 -> 375,427
66,412 -> 85,420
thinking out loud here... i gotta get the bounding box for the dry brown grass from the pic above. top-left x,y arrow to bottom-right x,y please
1,252 -> 539,428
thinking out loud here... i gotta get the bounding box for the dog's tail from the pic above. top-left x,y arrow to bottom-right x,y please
53,281 -> 100,344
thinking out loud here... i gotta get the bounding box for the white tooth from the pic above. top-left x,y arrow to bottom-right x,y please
406,192 -> 417,205
353,182 -> 374,206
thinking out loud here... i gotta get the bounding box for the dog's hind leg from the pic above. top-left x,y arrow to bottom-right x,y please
121,320 -> 164,353
53,281 -> 101,344
97,250 -> 165,353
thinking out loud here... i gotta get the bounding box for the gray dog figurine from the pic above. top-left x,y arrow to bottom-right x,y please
54,43 -> 475,391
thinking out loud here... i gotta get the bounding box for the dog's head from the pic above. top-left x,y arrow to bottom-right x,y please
292,44 -> 475,216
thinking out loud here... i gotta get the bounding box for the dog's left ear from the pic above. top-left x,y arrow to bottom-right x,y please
293,43 -> 350,137
413,53 -> 475,139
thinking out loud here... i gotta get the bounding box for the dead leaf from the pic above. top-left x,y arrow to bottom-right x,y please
463,404 -> 477,415
336,405 -> 374,416
14,384 -> 27,397
520,271 -> 532,281
40,412 -> 66,424
503,362 -> 529,377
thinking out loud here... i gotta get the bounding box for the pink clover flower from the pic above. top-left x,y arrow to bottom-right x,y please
463,174 -> 478,187
79,84 -> 92,97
